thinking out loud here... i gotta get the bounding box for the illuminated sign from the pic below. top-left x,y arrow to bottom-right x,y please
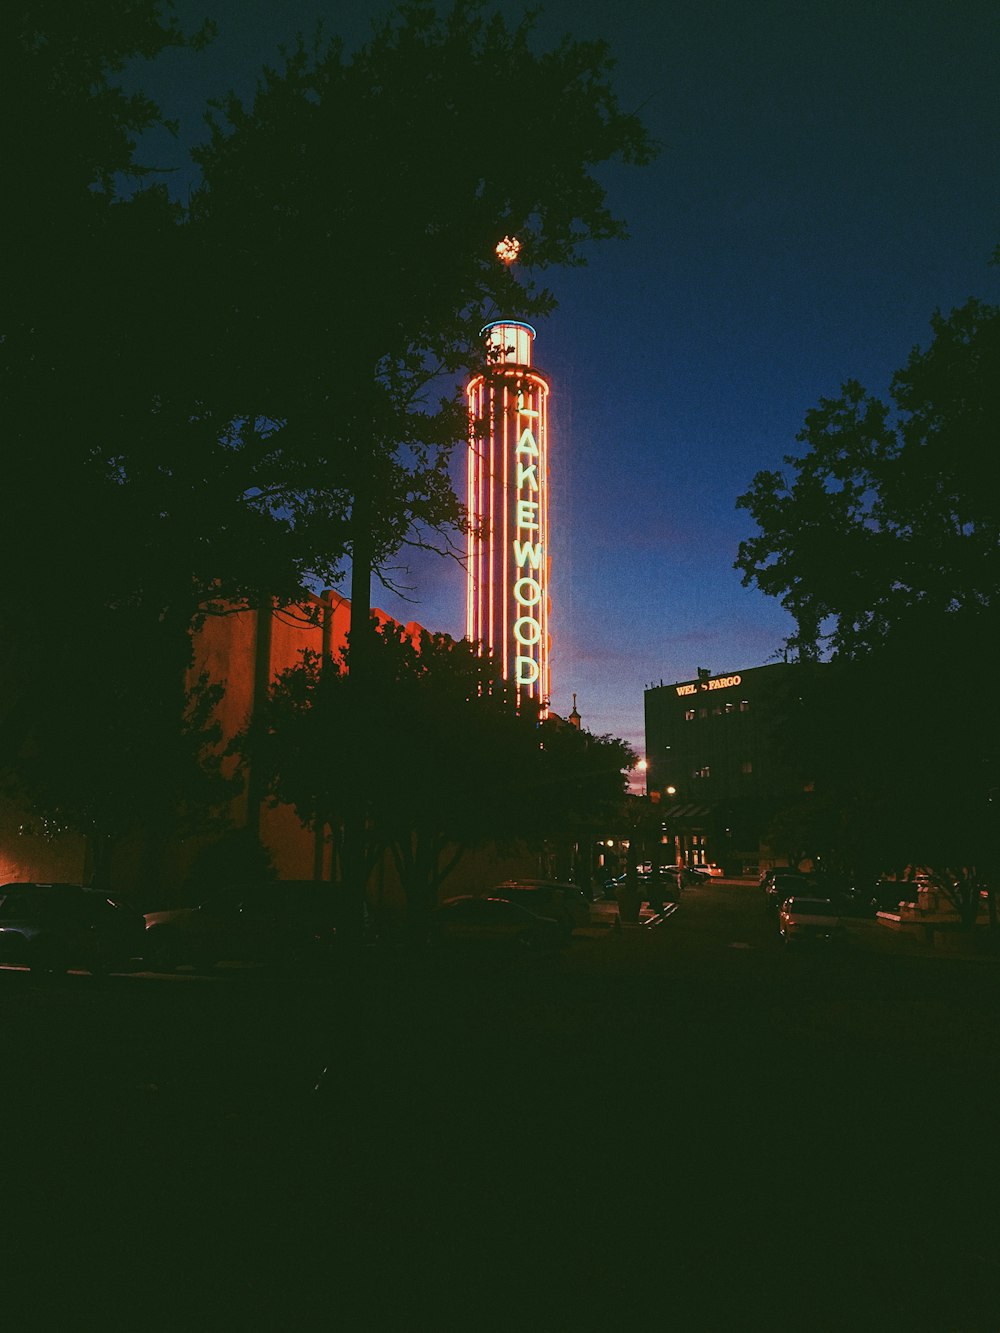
466,322 -> 550,708
675,674 -> 742,697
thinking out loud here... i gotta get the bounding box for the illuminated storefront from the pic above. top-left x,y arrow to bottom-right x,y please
466,320 -> 551,709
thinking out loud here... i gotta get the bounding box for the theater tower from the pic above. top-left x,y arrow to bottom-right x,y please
466,320 -> 551,710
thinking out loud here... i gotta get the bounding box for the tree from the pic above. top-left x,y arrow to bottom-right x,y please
735,287 -> 1000,918
179,0 -> 656,612
0,2 -> 231,882
523,721 -> 636,886
1,3 -> 656,878
735,296 -> 1000,660
241,624 -> 634,933
243,626 -> 535,928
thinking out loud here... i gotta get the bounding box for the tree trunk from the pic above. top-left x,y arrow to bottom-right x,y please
960,889 -> 981,931
88,832 -> 115,891
340,457 -> 375,946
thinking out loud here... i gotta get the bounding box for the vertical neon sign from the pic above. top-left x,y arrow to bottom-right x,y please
466,321 -> 550,711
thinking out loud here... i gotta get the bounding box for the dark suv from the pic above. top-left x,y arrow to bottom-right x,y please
488,880 -> 591,934
762,869 -> 815,910
142,880 -> 365,971
0,881 -> 146,975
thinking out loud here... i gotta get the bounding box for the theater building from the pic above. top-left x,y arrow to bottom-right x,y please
0,591 -> 360,893
644,663 -> 813,873
2,591 -> 538,904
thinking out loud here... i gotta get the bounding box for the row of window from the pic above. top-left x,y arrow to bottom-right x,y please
691,761 -> 753,778
684,700 -> 751,722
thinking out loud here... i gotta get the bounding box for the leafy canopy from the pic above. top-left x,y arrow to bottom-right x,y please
736,280 -> 1000,894
1,1 -> 655,855
735,297 -> 1000,660
245,624 -> 634,914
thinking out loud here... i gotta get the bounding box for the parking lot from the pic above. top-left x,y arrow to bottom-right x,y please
3,878 -> 998,1331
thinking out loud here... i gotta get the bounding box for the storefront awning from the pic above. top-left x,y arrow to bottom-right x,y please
660,803 -> 714,821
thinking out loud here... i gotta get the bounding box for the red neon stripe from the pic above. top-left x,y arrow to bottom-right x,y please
541,381 -> 549,713
481,385 -> 492,644
466,380 -> 477,640
492,389 -> 497,658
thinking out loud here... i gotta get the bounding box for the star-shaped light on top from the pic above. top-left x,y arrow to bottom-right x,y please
495,235 -> 521,266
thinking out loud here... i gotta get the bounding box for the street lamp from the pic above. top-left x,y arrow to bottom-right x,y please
637,758 -> 648,797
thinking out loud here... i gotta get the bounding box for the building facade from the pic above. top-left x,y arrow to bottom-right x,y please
644,664 -> 811,872
466,320 -> 551,710
0,592 -> 357,894
1,591 -> 539,905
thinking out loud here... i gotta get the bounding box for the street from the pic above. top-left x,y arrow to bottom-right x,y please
3,882 -> 998,1331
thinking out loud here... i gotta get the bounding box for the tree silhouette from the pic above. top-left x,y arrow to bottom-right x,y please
736,284 -> 1000,918
1,4 -> 656,878
241,624 -> 633,932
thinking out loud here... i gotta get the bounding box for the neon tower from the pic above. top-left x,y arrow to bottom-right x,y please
466,320 -> 551,709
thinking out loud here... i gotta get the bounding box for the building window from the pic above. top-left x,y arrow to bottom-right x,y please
684,709 -> 695,722
739,699 -> 750,713
693,765 -> 711,779
741,760 -> 753,775
725,702 -> 734,714
699,708 -> 708,719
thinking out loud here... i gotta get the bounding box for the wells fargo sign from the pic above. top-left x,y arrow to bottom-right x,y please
675,674 -> 742,697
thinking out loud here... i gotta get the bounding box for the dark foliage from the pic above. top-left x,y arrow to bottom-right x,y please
736,286 -> 1000,908
240,623 -> 633,923
0,3 -> 655,868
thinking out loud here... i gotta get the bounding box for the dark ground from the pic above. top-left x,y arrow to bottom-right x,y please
3,883 -> 998,1331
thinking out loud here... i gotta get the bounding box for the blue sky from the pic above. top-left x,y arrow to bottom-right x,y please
130,0 -> 1000,769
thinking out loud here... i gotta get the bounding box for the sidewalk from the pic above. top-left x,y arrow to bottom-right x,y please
870,913 -> 1000,961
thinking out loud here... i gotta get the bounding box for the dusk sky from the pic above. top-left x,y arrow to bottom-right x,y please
130,0 -> 1000,769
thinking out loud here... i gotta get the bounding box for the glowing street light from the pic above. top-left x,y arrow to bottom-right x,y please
637,758 -> 648,797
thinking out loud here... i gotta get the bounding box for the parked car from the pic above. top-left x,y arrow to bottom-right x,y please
778,896 -> 845,946
428,896 -> 564,952
143,880 -> 361,971
868,880 -> 911,914
762,869 -> 816,909
603,867 -> 684,901
759,865 -> 810,888
0,881 -> 146,975
489,880 -> 591,932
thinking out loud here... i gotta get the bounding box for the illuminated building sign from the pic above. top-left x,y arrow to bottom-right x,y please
466,321 -> 550,708
675,674 -> 742,697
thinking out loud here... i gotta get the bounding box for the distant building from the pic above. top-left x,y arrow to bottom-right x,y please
644,664 -> 815,873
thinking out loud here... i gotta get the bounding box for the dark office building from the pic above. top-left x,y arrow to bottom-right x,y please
644,663 -> 813,873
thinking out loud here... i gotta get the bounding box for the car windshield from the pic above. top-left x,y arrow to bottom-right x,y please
788,899 -> 837,916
